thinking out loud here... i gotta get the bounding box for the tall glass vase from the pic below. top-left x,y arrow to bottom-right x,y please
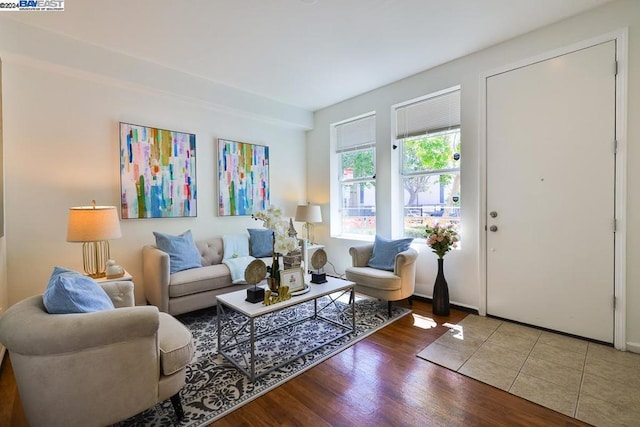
432,258 -> 450,316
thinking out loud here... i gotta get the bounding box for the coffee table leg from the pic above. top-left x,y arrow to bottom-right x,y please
351,287 -> 356,332
250,317 -> 256,381
217,303 -> 221,352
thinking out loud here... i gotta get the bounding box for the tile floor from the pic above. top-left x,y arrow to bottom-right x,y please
417,315 -> 640,427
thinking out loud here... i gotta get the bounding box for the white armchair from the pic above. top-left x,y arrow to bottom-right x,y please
0,281 -> 194,427
345,243 -> 418,316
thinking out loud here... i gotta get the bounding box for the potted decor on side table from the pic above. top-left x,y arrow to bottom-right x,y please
424,222 -> 459,316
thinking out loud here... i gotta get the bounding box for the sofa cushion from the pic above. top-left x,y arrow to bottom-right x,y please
169,265 -> 233,297
367,235 -> 414,271
157,312 -> 194,375
99,281 -> 135,308
247,228 -> 273,258
345,266 -> 402,291
153,230 -> 202,274
222,234 -> 250,260
195,239 -> 224,266
43,267 -> 115,314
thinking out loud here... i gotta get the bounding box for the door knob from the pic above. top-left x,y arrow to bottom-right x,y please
489,225 -> 498,232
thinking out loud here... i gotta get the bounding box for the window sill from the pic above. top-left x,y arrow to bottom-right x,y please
330,234 -> 375,243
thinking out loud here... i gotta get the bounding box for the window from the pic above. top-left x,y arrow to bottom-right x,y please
333,114 -> 376,238
395,88 -> 461,238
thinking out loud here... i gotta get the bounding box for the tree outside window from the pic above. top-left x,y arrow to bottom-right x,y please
402,128 -> 460,238
333,113 -> 376,238
340,147 -> 376,236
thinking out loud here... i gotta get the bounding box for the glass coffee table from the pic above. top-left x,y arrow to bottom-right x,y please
216,276 -> 355,381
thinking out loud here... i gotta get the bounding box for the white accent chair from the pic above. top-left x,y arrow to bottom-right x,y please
0,281 -> 194,427
345,244 -> 418,316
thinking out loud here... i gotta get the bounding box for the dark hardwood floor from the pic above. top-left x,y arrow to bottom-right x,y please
0,300 -> 589,426
0,353 -> 27,427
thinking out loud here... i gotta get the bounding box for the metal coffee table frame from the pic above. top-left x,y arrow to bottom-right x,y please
216,278 -> 355,381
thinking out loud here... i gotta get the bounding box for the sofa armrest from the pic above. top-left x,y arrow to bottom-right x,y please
143,245 -> 170,313
348,244 -> 374,267
0,296 -> 159,356
100,281 -> 135,308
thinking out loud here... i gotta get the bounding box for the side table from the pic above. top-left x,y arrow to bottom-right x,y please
93,269 -> 133,284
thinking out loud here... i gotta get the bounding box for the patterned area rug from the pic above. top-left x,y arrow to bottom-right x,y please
118,296 -> 410,426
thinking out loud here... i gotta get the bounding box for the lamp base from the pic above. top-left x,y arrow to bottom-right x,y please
82,240 -> 110,279
246,287 -> 265,303
311,272 -> 327,284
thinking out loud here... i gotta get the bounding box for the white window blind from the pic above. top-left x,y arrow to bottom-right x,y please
396,90 -> 460,139
336,114 -> 376,153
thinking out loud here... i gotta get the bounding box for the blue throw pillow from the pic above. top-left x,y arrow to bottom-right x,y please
43,267 -> 115,314
367,235 -> 414,271
153,230 -> 202,274
248,228 -> 274,258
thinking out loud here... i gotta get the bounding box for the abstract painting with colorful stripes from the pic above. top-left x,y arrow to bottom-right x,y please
120,122 -> 197,219
218,138 -> 269,216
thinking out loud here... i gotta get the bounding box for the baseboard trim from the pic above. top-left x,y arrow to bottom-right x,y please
410,294 -> 479,315
625,342 -> 640,354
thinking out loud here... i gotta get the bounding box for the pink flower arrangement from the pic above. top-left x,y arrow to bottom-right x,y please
424,223 -> 459,259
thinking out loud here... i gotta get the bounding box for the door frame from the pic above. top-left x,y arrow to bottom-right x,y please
477,29 -> 628,350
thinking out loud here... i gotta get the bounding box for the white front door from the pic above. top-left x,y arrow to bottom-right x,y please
486,41 -> 616,343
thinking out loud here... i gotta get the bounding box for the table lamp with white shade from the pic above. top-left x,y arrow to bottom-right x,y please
66,200 -> 122,278
295,204 -> 322,244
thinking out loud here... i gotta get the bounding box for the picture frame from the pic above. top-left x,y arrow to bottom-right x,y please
279,267 -> 306,293
119,122 -> 197,219
217,138 -> 270,216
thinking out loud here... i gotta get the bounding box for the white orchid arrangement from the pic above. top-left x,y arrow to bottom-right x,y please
253,205 -> 299,255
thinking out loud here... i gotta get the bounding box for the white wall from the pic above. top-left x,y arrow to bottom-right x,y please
0,59 -> 6,364
308,0 -> 640,348
0,237 -> 6,364
0,23 -> 309,305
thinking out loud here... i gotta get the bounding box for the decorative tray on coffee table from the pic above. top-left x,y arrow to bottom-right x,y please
291,284 -> 311,296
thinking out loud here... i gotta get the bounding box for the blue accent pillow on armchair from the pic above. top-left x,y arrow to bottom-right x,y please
43,267 -> 115,314
153,230 -> 202,274
248,228 -> 274,258
367,235 -> 414,271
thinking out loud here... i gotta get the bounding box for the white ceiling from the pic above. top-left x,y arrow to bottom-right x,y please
7,0 -> 613,111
